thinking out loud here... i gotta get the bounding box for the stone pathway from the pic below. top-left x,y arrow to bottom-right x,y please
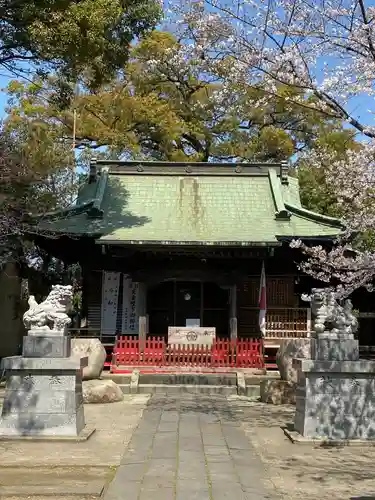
103,394 -> 279,500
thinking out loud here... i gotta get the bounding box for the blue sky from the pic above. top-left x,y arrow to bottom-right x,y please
0,76 -> 9,117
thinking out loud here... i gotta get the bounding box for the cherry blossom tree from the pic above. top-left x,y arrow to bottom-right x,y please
165,0 -> 375,295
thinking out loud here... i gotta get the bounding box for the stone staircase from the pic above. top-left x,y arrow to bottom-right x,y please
102,371 -> 280,398
0,372 -> 280,400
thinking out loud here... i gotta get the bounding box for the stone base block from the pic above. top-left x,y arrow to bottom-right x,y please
0,405 -> 85,437
294,360 -> 375,440
0,355 -> 87,437
1,355 -> 88,370
22,335 -> 71,358
2,388 -> 83,413
260,379 -> 296,405
0,425 -> 95,441
284,427 -> 375,446
311,337 -> 359,361
28,329 -> 68,337
5,373 -> 82,392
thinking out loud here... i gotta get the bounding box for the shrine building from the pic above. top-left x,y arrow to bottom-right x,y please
32,160 -> 343,351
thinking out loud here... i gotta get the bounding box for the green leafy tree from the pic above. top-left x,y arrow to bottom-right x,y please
0,0 -> 162,87
4,32 -> 360,167
0,121 -> 75,264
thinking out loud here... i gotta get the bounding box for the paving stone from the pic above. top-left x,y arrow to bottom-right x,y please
145,458 -> 177,477
207,460 -> 237,477
230,449 -> 259,466
139,486 -> 175,500
160,412 -> 180,423
235,464 -> 267,488
120,449 -> 150,465
179,437 -> 203,451
176,480 -> 211,500
135,422 -> 160,434
178,450 -> 206,464
158,421 -> 179,432
179,427 -> 201,438
152,447 -> 178,459
221,427 -> 252,450
204,446 -> 231,457
242,486 -> 280,500
220,420 -> 241,427
112,463 -> 147,482
129,434 -> 155,449
104,479 -> 142,500
177,459 -> 208,480
152,434 -> 178,458
105,394 -> 279,500
211,481 -> 246,500
142,474 -> 176,489
143,410 -> 163,422
202,434 -> 226,447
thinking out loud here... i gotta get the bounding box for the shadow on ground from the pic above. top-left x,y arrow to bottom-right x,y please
145,394 -> 295,427
148,394 -> 375,500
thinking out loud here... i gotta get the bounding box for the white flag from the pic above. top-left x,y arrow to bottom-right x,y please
259,261 -> 266,336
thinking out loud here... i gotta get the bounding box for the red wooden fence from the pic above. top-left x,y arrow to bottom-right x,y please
111,336 -> 264,372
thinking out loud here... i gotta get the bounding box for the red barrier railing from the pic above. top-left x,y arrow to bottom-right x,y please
111,336 -> 264,372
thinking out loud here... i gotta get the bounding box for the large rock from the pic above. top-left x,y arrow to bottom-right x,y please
276,338 -> 311,384
260,379 -> 296,405
71,338 -> 106,380
83,379 -> 124,404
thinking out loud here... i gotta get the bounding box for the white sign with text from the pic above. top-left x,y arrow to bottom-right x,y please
168,327 -> 216,346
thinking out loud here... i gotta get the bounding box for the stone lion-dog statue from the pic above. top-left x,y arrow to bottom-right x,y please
23,284 -> 73,333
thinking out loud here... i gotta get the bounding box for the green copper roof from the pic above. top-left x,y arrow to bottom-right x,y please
35,161 -> 343,246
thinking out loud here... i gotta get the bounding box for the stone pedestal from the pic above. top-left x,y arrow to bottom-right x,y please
290,333 -> 375,441
0,332 -> 89,438
22,331 -> 71,358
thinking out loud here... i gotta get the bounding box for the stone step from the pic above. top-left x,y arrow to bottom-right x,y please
0,481 -> 105,497
0,467 -> 109,498
137,384 -> 238,395
244,385 -> 261,399
139,372 -> 237,386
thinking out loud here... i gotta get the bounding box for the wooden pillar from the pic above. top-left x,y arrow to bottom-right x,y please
138,282 -> 147,350
139,316 -> 147,351
229,284 -> 238,341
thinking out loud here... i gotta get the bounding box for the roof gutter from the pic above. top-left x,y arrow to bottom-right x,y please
95,239 -> 282,247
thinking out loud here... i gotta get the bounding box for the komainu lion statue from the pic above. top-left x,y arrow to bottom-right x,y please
302,288 -> 358,335
23,285 -> 73,333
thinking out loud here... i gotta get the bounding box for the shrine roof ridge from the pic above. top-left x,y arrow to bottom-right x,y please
89,159 -> 289,181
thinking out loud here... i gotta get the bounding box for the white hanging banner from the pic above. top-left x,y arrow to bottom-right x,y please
122,275 -> 140,333
101,271 -> 120,333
